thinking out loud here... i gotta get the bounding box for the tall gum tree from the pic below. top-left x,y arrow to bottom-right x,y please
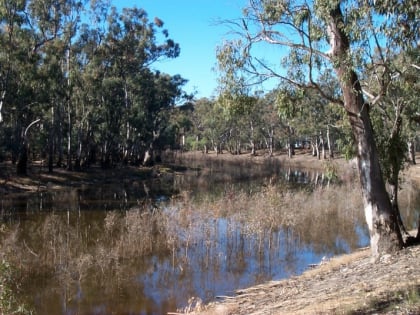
216,0 -> 419,259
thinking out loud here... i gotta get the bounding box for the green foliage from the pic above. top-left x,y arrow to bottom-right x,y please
275,87 -> 305,120
0,0 -> 188,168
323,160 -> 339,181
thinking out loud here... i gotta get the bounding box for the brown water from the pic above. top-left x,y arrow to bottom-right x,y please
1,161 -> 419,315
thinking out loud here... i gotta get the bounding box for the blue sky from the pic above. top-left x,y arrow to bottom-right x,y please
116,0 -> 246,99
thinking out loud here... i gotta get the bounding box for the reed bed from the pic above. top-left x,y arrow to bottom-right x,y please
3,175 -> 418,313
1,181 -> 367,278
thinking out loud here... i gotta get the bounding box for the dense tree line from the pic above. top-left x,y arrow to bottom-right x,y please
0,0 -> 189,174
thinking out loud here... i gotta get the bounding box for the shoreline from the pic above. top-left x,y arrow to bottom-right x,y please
173,152 -> 420,314
1,151 -> 420,314
190,243 -> 420,315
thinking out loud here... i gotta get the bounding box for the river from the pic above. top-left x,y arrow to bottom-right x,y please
0,157 -> 418,315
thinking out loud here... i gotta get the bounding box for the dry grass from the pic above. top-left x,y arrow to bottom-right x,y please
0,178 -> 368,303
1,152 -> 419,314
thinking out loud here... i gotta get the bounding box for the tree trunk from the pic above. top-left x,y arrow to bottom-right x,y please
327,125 -> 334,159
67,101 -> 72,171
56,107 -> 64,168
311,136 -> 317,157
66,47 -> 73,171
315,135 -> 320,159
143,130 -> 159,166
287,126 -> 294,158
408,140 -> 416,165
16,141 -> 28,176
268,128 -> 274,157
250,120 -> 256,155
319,131 -> 326,159
328,5 -> 403,258
48,127 -> 54,173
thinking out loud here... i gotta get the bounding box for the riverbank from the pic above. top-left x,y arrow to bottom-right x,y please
0,150 -> 350,195
180,243 -> 419,315
1,151 -> 420,315
173,152 -> 420,315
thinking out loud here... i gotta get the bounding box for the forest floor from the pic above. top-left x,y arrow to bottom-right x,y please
1,151 -> 420,314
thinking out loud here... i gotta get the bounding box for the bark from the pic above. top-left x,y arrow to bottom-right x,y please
268,128 -> 274,157
143,130 -> 160,166
66,49 -> 72,171
0,90 -> 5,123
67,101 -> 72,171
48,127 -> 54,173
328,6 -> 403,258
389,182 -> 410,239
327,125 -> 334,159
16,142 -> 28,176
387,114 -> 412,241
48,107 -> 54,173
74,128 -> 82,171
250,121 -> 256,156
315,135 -> 320,159
408,140 -> 416,165
287,126 -> 294,158
311,136 -> 317,157
319,131 -> 326,159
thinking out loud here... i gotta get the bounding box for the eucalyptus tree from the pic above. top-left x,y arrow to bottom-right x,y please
0,0 -> 86,174
367,49 -> 420,240
182,98 -> 209,152
0,0 -> 28,126
166,101 -> 194,150
188,97 -> 221,153
259,92 -> 282,156
0,0 -> 55,174
26,0 -> 85,171
199,99 -> 229,154
279,83 -> 343,159
140,72 -> 187,165
78,6 -> 183,167
217,92 -> 261,155
216,0 -> 419,257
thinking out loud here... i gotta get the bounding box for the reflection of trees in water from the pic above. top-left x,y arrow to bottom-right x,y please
1,172 -> 419,313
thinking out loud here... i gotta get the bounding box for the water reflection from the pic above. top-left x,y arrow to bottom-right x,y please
0,160 -> 419,315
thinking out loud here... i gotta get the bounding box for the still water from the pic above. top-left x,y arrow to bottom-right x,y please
1,159 -> 419,315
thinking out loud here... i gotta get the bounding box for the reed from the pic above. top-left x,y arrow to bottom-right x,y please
0,177 -> 401,312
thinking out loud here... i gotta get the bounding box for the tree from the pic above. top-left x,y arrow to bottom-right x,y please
0,1 -> 188,171
72,6 -> 185,167
367,49 -> 420,242
216,0 -> 419,258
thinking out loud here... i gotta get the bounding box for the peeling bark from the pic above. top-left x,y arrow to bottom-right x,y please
328,5 -> 403,258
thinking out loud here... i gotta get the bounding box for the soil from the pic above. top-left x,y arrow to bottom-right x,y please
1,151 -> 420,315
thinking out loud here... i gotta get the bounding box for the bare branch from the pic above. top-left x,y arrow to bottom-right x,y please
362,88 -> 383,106
411,63 -> 420,70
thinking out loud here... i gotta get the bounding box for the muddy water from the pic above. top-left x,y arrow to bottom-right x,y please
1,163 -> 419,315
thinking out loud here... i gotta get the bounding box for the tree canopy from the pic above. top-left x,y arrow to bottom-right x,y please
214,0 -> 419,257
0,0 -> 189,171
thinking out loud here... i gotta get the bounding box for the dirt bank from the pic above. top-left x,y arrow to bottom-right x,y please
172,152 -> 420,315
180,243 -> 419,315
1,152 -> 420,314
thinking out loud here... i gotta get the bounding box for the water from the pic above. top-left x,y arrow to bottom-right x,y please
0,160 -> 418,315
